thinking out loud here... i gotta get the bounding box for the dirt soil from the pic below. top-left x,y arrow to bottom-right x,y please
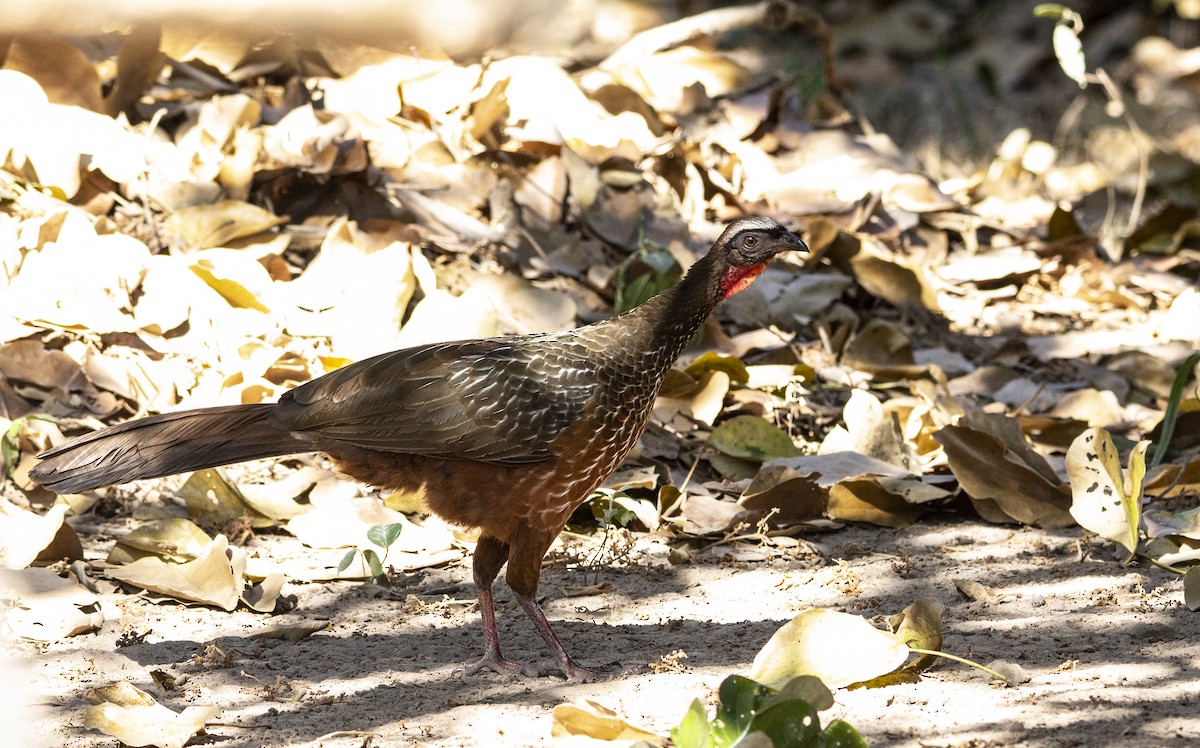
13,513 -> 1200,748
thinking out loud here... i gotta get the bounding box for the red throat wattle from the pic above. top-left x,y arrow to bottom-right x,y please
720,262 -> 768,298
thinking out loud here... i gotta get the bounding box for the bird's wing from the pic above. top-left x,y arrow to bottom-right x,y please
271,336 -> 600,464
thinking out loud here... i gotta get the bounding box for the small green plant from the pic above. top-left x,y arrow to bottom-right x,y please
614,247 -> 681,314
337,522 -> 404,586
614,221 -> 681,314
670,675 -> 867,748
1150,351 -> 1200,468
589,488 -> 639,530
2,414 -> 59,478
580,487 -> 640,582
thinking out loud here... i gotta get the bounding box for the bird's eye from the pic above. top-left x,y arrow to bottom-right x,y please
742,235 -> 759,249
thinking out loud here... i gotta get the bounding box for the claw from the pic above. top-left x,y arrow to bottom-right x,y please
454,653 -> 528,678
561,659 -> 628,682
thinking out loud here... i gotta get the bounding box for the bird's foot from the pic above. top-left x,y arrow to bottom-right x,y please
454,653 -> 528,678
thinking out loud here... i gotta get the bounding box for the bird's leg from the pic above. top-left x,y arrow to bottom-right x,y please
506,524 -> 618,682
458,534 -> 525,676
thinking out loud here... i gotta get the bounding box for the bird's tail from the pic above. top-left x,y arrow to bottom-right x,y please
30,403 -> 303,494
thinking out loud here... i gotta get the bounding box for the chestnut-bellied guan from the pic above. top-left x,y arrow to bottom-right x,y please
31,216 -> 806,680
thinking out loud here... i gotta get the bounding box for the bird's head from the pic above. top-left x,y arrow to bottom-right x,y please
712,216 -> 808,298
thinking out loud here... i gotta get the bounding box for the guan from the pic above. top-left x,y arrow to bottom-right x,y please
31,216 -> 807,680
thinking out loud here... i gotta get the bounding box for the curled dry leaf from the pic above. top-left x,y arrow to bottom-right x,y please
0,70 -> 151,197
1144,501 -> 1200,542
849,236 -> 940,311
0,499 -> 69,569
481,56 -> 658,159
241,573 -> 286,614
887,597 -> 944,672
604,44 -> 753,113
250,620 -> 331,642
820,389 -> 920,472
934,413 -> 1074,528
5,35 -> 104,112
740,463 -> 828,524
5,566 -> 102,642
281,220 -> 419,359
470,274 -> 577,336
9,231 -> 150,334
263,105 -> 361,173
84,681 -> 220,748
1157,288 -> 1200,344
983,659 -> 1032,687
955,580 -> 1000,604
188,249 -> 276,314
1184,568 -> 1200,612
238,465 -> 328,521
740,452 -> 946,528
107,534 -> 241,611
685,351 -> 750,384
107,518 -> 214,564
827,480 -> 927,529
163,200 -> 286,251
673,370 -> 731,427
764,130 -> 955,216
840,319 -> 924,379
179,468 -> 274,530
936,247 -> 1044,284
674,493 -> 748,536
0,339 -> 86,392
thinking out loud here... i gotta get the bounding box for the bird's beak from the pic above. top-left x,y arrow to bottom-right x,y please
773,228 -> 809,259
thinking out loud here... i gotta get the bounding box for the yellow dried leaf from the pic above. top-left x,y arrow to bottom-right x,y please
0,500 -> 68,570
164,200 -> 285,250
748,609 -> 909,689
551,699 -> 663,743
1066,427 -> 1147,559
84,681 -> 219,748
107,534 -> 241,611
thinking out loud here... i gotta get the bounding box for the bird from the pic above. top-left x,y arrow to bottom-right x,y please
31,216 -> 807,680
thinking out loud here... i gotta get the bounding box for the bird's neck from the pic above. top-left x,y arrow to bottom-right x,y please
618,249 -> 726,367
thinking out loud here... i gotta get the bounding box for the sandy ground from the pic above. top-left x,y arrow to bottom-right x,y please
14,514 -> 1200,748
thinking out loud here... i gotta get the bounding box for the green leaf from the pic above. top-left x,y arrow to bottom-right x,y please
2,418 -> 21,478
709,416 -> 799,462
363,549 -> 384,580
336,548 -> 358,573
368,522 -> 404,549
671,699 -> 714,748
767,676 -> 833,713
591,493 -> 638,528
615,250 -> 681,314
714,675 -> 772,745
670,674 -> 864,748
749,699 -> 821,746
1052,21 -> 1086,87
1032,3 -> 1068,18
1150,351 -> 1200,468
822,720 -> 870,747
